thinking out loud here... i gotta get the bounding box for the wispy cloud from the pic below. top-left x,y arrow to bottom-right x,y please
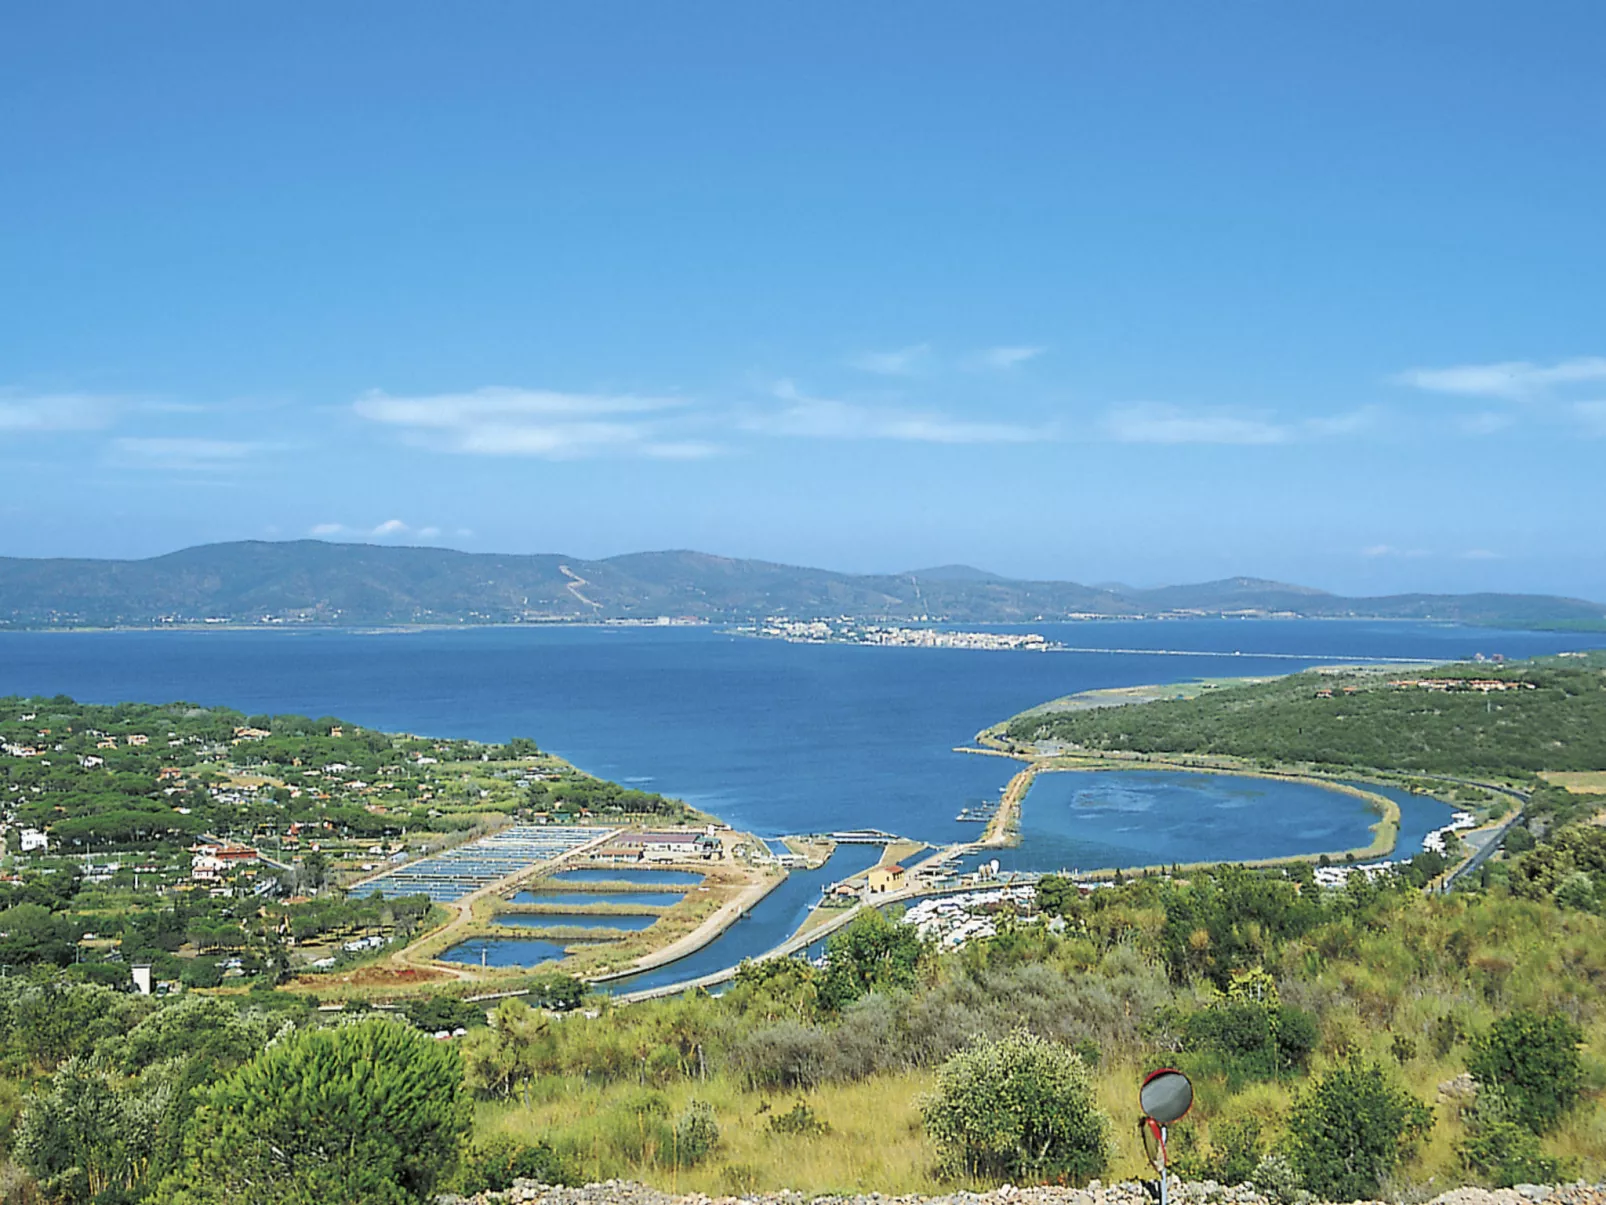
848,344 -> 931,377
1104,404 -> 1377,446
354,387 -> 718,460
311,519 -> 445,541
1104,405 -> 1290,445
1361,544 -> 1430,559
749,381 -> 1046,444
967,345 -> 1046,371
0,391 -> 119,432
1393,357 -> 1606,401
1460,548 -> 1502,560
110,437 -> 275,471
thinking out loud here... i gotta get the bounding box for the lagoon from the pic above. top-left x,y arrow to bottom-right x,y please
2,620 -> 1590,861
975,770 -> 1452,874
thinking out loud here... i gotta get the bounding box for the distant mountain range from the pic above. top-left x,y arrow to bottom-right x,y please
0,540 -> 1601,631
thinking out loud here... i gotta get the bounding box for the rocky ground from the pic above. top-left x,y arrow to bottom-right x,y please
445,1180 -> 1606,1205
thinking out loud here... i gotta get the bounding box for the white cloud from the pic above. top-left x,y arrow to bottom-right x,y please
1393,356 -> 1606,401
1104,405 -> 1290,445
1361,544 -> 1429,559
110,437 -> 271,470
1104,404 -> 1378,445
310,519 -> 449,541
848,344 -> 931,376
0,391 -> 119,432
750,381 -> 1045,444
353,386 -> 716,460
968,345 -> 1046,371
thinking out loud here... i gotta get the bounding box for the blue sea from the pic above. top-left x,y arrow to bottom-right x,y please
2,620 -> 1597,865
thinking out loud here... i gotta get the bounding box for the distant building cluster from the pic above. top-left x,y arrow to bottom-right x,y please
902,885 -> 1042,948
1388,678 -> 1537,693
758,617 -> 1058,651
1312,810 -> 1477,887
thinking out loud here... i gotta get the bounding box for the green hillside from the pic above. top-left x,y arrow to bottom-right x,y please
1,540 -> 1602,629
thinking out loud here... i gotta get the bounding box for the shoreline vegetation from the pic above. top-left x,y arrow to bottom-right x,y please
4,656 -> 1606,1198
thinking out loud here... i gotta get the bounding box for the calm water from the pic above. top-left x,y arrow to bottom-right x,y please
440,937 -> 571,967
977,770 -> 1453,874
596,843 -> 885,992
510,890 -> 686,908
2,621 -> 1594,857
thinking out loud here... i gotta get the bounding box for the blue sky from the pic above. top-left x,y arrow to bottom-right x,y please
3,3 -> 1605,598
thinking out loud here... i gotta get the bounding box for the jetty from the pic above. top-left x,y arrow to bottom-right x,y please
829,829 -> 902,844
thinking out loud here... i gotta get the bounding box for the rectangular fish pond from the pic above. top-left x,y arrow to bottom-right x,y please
440,938 -> 575,968
356,825 -> 609,902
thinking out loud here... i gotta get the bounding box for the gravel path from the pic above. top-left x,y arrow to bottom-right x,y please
445,1180 -> 1606,1205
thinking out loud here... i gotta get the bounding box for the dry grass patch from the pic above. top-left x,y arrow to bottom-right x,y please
1540,770 -> 1606,794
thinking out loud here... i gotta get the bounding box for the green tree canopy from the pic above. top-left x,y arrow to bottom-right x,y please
1468,1010 -> 1584,1134
155,1018 -> 471,1204
1286,1060 -> 1433,1200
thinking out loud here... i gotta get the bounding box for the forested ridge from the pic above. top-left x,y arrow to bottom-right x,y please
1007,655 -> 1606,778
1,540 -> 1601,628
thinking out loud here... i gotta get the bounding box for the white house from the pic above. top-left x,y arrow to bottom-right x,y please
637,832 -> 702,862
19,829 -> 48,853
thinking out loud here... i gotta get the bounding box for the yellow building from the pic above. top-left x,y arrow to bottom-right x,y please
866,863 -> 907,894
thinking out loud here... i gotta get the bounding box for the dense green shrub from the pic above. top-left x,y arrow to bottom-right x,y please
1467,1010 -> 1583,1134
921,1030 -> 1111,1184
1458,1088 -> 1566,1188
453,1136 -> 570,1192
1182,1000 -> 1319,1081
673,1099 -> 721,1165
1286,1060 -> 1432,1201
1171,1116 -> 1266,1185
